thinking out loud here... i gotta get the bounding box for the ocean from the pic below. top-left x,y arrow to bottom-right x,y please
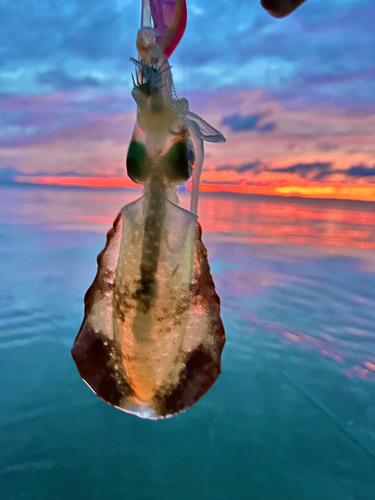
1,186 -> 375,499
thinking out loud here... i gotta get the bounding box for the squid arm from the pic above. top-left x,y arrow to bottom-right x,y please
185,110 -> 226,214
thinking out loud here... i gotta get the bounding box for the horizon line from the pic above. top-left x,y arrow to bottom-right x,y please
6,175 -> 375,204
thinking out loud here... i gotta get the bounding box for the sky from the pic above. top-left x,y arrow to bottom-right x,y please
1,0 -> 375,201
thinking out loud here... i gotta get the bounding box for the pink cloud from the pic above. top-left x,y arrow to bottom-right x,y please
2,89 -> 375,200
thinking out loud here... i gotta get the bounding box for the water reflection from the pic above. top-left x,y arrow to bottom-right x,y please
2,187 -> 375,251
1,186 -> 375,498
3,186 -> 374,384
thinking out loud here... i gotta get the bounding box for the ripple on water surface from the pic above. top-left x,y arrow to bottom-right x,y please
1,188 -> 375,499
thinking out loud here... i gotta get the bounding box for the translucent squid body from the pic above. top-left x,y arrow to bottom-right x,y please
71,0 -> 226,419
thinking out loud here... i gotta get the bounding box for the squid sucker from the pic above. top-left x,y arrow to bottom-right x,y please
71,0 -> 226,419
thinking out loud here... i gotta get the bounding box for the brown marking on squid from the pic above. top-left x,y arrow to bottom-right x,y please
72,213 -> 132,406
72,325 -> 133,407
132,181 -> 164,317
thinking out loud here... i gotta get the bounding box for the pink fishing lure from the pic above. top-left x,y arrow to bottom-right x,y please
150,0 -> 187,57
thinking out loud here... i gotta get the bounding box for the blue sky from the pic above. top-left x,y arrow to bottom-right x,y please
1,0 -> 375,200
2,0 -> 374,100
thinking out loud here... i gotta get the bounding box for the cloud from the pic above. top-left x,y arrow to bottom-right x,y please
269,162 -> 333,180
222,114 -> 275,133
213,156 -> 375,185
222,114 -> 262,132
216,161 -> 262,173
53,171 -> 91,177
1,0 -> 374,115
214,158 -> 375,185
0,167 -> 24,180
2,85 -> 375,185
1,0 -> 138,64
0,166 -> 103,182
200,180 -> 239,185
345,165 -> 375,178
303,68 -> 375,86
237,161 -> 262,173
316,141 -> 337,152
1,0 -> 138,94
37,70 -> 102,90
0,166 -> 51,185
259,122 -> 276,132
0,91 -> 134,148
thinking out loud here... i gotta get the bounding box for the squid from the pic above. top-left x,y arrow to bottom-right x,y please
71,0 -> 226,419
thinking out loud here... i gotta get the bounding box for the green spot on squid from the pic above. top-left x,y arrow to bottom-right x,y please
127,141 -> 147,183
165,140 -> 191,183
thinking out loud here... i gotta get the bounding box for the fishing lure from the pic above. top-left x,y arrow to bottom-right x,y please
71,0 -> 226,419
261,0 -> 307,18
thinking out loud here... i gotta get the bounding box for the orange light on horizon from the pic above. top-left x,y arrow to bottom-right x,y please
275,185 -> 375,202
13,176 -> 375,203
15,176 -> 140,189
196,182 -> 375,203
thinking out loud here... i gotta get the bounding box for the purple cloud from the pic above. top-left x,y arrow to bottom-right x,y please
269,162 -> 333,180
37,70 -> 102,91
222,114 -> 262,132
345,165 -> 375,178
222,114 -> 275,133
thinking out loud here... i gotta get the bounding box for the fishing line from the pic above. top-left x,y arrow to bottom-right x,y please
280,369 -> 375,462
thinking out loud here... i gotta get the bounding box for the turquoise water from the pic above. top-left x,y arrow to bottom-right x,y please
1,187 -> 375,499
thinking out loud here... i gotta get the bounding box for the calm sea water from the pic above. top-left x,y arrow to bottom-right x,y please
1,186 -> 375,500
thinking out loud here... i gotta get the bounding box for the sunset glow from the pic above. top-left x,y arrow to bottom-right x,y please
15,176 -> 139,189
1,0 -> 374,204
14,175 -> 375,203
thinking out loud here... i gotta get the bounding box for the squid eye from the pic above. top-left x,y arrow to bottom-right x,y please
126,141 -> 147,183
165,140 -> 191,183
